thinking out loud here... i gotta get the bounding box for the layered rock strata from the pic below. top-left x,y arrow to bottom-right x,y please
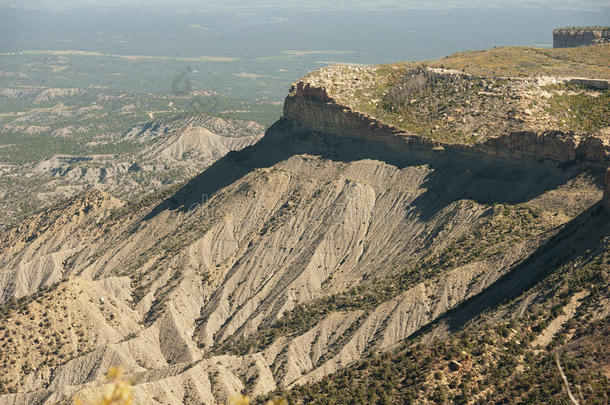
284,80 -> 609,166
553,27 -> 610,48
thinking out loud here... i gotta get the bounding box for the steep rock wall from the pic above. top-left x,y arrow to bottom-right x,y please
283,81 -> 610,166
284,82 -> 439,156
553,27 -> 610,48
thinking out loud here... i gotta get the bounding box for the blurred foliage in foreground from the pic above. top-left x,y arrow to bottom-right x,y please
74,367 -> 133,405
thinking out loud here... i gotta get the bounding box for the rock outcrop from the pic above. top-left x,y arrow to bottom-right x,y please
553,27 -> 610,48
284,79 -> 610,166
284,81 -> 438,156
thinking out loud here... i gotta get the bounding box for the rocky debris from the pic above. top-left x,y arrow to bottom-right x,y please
553,26 -> 610,48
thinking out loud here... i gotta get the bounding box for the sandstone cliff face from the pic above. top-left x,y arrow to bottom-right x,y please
284,79 -> 610,166
284,82 -> 438,156
553,27 -> 610,48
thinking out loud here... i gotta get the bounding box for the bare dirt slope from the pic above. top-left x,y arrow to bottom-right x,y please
0,118 -> 606,404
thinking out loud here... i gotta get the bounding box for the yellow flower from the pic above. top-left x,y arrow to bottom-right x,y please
74,366 -> 133,405
106,366 -> 124,381
228,394 -> 251,405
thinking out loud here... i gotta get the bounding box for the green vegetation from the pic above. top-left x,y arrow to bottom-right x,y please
314,44 -> 610,144
0,87 -> 278,164
420,204 -> 546,272
257,246 -> 610,404
209,285 -> 390,356
211,203 -> 551,357
544,91 -> 610,133
425,44 -> 610,79
0,282 -> 59,321
0,280 -> 100,395
0,133 -> 140,164
0,78 -> 275,225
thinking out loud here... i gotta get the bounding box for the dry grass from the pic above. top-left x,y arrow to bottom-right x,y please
424,44 -> 610,79
299,45 -> 610,144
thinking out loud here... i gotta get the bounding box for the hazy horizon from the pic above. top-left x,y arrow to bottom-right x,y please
1,1 -> 608,100
2,0 -> 610,12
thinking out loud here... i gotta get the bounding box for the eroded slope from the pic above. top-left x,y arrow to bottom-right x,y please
0,45 -> 608,404
0,119 -> 606,404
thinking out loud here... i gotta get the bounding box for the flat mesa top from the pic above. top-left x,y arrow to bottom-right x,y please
295,45 -> 610,145
554,26 -> 610,32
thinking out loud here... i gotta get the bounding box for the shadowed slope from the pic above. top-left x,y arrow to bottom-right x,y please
442,202 -> 609,332
146,118 -> 588,222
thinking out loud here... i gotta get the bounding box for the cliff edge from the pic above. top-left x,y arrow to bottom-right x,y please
554,26 -> 610,48
284,45 -> 610,167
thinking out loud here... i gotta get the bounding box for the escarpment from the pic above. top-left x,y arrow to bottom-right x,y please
283,81 -> 438,154
284,67 -> 610,167
553,26 -> 610,48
